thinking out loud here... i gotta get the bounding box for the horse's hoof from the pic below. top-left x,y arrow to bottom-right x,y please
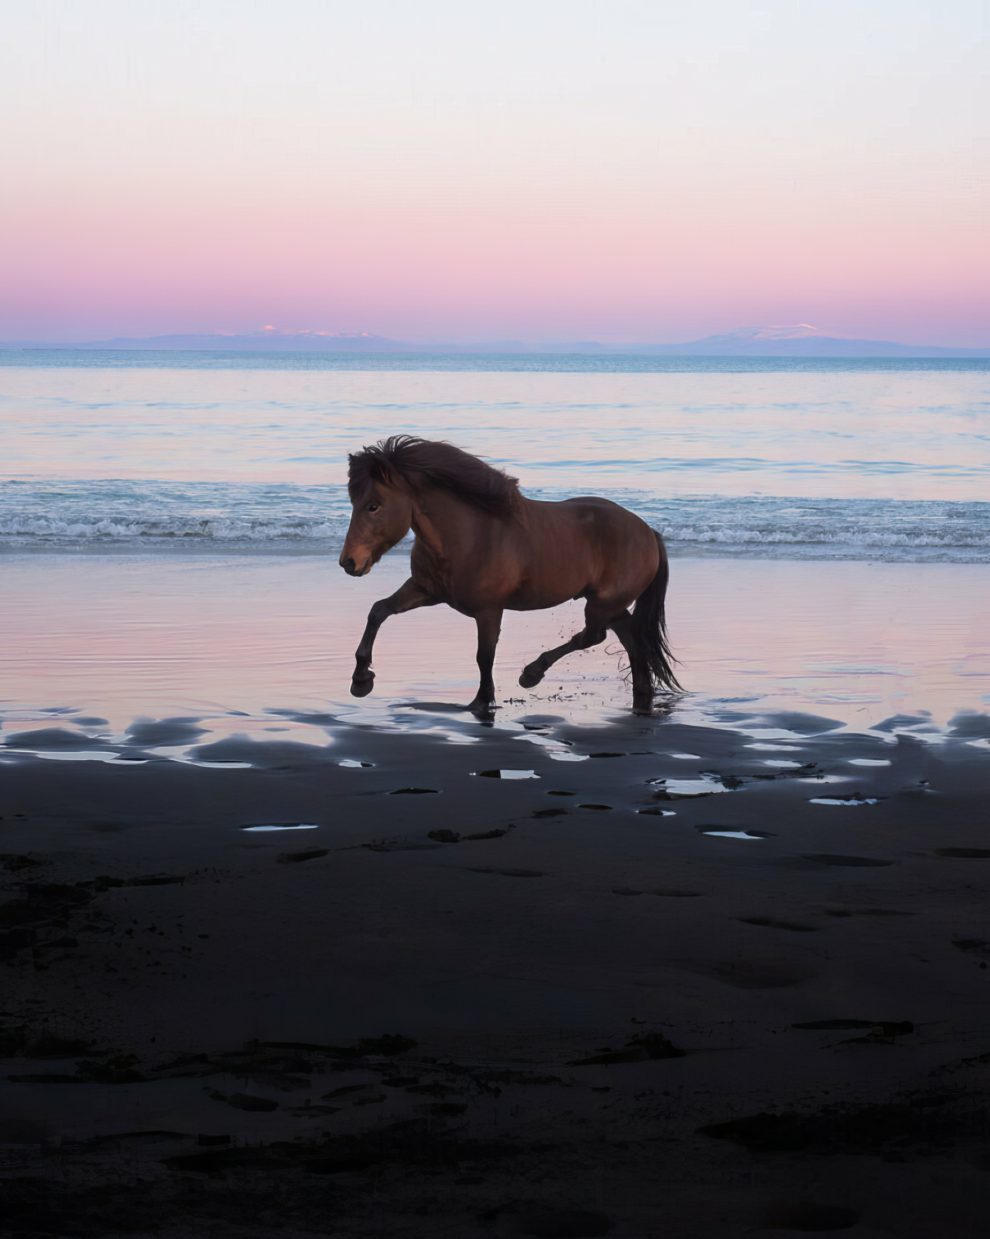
350,674 -> 375,698
467,697 -> 497,720
518,664 -> 544,689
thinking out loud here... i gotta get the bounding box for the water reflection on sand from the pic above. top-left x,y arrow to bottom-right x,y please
1,552 -> 989,767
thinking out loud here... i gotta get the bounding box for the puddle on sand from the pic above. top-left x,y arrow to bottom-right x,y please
763,759 -> 804,769
182,758 -> 253,770
0,749 -> 149,766
697,827 -> 775,840
848,758 -> 892,767
241,823 -> 320,833
648,774 -> 731,798
475,769 -> 539,780
339,759 -> 373,768
514,732 -> 589,762
809,796 -> 880,807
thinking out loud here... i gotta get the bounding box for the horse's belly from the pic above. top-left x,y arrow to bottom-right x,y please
502,567 -> 591,612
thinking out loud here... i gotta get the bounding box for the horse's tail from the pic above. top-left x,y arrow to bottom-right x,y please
631,531 -> 681,693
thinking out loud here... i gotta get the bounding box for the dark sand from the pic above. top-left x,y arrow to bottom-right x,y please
2,555 -> 990,1236
2,709 -> 990,1238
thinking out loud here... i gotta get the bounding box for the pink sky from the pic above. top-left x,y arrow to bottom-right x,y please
2,1 -> 988,345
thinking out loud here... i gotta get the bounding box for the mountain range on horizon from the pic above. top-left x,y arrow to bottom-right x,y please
3,324 -> 988,358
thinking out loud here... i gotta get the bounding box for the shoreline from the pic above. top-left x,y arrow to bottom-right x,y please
3,552 -> 989,736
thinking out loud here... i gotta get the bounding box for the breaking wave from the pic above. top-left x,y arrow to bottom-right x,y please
2,480 -> 988,563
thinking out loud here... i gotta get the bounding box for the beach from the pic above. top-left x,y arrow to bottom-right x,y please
3,551 -> 990,1237
5,0 -> 989,1224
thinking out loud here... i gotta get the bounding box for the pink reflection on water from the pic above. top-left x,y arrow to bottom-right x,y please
1,555 -> 987,747
3,365 -> 989,501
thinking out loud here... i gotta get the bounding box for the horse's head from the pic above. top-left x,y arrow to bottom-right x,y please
339,473 -> 412,576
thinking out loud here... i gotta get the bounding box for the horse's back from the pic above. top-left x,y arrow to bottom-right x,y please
547,495 -> 657,550
507,494 -> 659,609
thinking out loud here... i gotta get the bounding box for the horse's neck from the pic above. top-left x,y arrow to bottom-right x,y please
409,487 -> 470,565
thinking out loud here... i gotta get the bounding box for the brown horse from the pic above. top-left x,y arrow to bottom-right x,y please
340,436 -> 680,715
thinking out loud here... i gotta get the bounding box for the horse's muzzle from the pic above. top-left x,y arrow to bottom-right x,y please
339,553 -> 372,576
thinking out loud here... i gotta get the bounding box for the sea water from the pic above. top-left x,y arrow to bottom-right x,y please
1,351 -> 988,562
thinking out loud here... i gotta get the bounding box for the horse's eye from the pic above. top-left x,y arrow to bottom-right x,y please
366,502 -> 381,513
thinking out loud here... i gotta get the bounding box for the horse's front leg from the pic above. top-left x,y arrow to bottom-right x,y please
467,608 -> 503,718
351,578 -> 436,697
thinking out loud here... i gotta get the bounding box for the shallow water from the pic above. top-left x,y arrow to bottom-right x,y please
1,554 -> 987,761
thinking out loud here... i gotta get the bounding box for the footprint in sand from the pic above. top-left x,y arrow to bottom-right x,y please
801,853 -> 894,867
761,1202 -> 860,1232
361,840 -> 442,852
792,1019 -> 913,1035
823,906 -> 913,917
431,826 -> 511,843
683,958 -> 815,989
952,937 -> 990,957
467,866 -> 546,878
209,1090 -> 278,1113
0,854 -> 43,872
277,848 -> 329,863
517,1206 -> 614,1238
614,885 -> 707,899
737,916 -> 818,933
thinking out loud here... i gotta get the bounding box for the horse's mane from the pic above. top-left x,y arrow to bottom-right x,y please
348,436 -> 520,516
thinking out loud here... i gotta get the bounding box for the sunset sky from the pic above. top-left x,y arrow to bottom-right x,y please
2,0 -> 988,345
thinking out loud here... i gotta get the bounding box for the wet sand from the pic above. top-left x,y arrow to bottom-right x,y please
2,555 -> 990,1237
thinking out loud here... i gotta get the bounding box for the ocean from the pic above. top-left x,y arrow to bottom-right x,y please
2,351 -> 988,562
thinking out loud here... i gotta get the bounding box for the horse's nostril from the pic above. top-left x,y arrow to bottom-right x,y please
341,556 -> 356,573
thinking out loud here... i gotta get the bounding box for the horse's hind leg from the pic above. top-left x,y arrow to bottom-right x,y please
351,578 -> 436,697
519,603 -> 608,688
609,611 -> 654,714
